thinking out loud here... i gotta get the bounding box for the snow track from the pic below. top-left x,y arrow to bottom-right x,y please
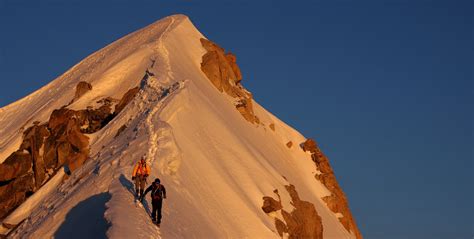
102,78 -> 185,238
144,16 -> 176,166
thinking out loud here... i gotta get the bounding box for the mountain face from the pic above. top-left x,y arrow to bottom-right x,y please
0,15 -> 361,238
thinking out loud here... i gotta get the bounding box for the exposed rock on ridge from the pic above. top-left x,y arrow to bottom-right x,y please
0,152 -> 32,183
115,87 -> 139,114
302,138 -> 362,239
71,81 -> 92,103
262,185 -> 323,239
200,38 -> 259,124
262,189 -> 282,213
0,87 -> 140,220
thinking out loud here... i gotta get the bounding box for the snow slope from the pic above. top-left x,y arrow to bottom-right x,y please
1,15 -> 355,238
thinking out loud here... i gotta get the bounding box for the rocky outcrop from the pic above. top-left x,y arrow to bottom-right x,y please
0,174 -> 34,220
235,98 -> 259,124
0,87 -> 139,220
19,123 -> 51,188
0,151 -> 32,182
47,108 -> 92,172
262,185 -> 323,239
224,53 -> 242,84
286,141 -> 293,149
262,189 -> 282,213
200,38 -> 259,124
301,138 -> 362,239
114,87 -> 139,115
269,123 -> 275,131
71,81 -> 92,103
280,184 -> 324,239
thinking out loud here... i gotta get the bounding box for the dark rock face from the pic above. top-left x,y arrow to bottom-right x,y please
0,174 -> 34,220
0,151 -> 32,182
286,141 -> 293,149
262,185 -> 323,239
200,38 -> 259,124
48,108 -> 92,172
301,138 -> 362,239
20,123 -> 51,188
262,189 -> 283,213
282,184 -> 323,239
0,87 -> 139,220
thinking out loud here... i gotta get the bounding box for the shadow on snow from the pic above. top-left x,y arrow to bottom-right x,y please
119,174 -> 152,217
54,192 -> 111,239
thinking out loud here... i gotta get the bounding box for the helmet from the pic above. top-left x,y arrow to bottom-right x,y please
154,178 -> 161,184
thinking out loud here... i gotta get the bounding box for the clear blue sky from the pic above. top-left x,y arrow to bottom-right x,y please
0,0 -> 472,238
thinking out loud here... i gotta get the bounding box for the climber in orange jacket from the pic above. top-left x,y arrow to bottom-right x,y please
132,155 -> 151,199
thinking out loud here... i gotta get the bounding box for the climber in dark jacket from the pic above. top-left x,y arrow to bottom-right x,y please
140,178 -> 167,225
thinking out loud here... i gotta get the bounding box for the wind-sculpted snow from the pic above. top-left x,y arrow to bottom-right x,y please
1,14 -> 360,238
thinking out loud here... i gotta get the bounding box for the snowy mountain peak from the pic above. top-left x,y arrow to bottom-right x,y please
0,15 -> 361,238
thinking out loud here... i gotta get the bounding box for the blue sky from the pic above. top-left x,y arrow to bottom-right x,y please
0,0 -> 472,238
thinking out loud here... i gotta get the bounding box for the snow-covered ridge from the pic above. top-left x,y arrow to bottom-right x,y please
0,15 -> 189,163
1,14 -> 359,238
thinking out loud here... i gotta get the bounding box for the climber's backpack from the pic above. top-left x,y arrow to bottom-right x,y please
151,185 -> 163,200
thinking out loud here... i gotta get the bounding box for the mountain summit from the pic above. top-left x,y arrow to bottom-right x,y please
0,15 -> 361,238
